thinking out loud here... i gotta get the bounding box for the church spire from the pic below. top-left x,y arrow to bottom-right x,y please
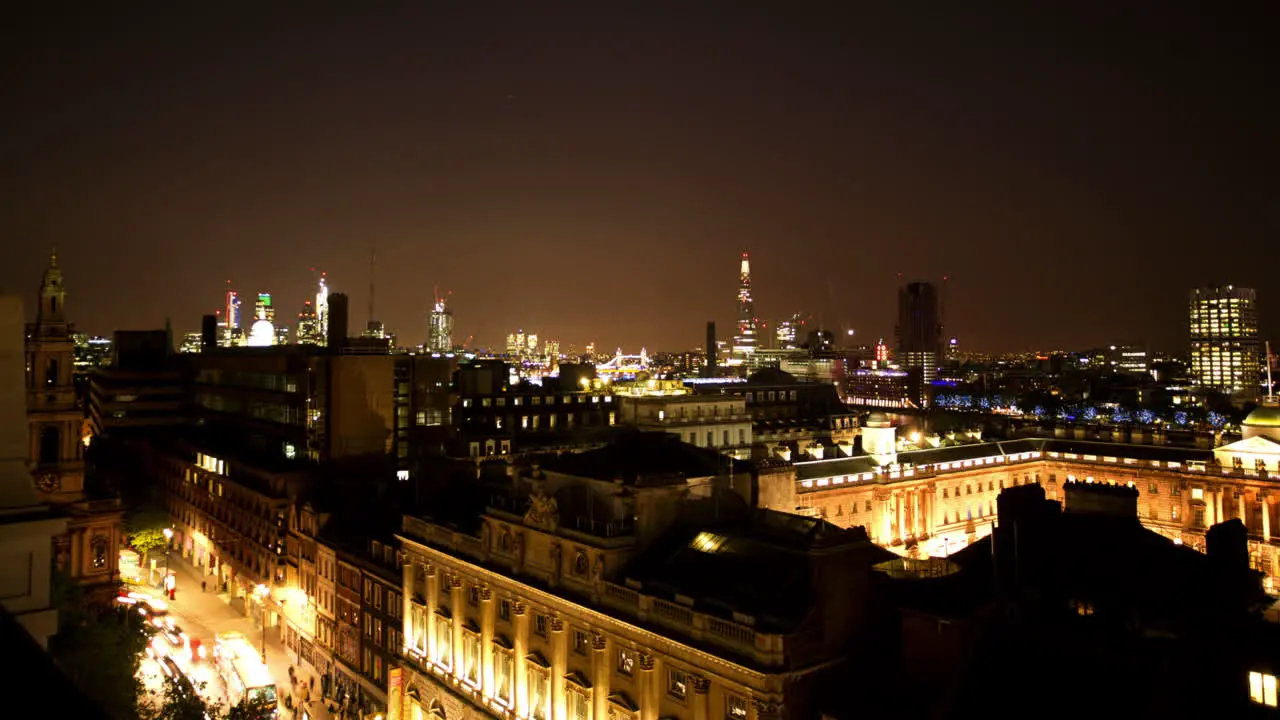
38,246 -> 66,325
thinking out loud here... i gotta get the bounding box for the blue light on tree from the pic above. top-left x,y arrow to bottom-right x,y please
1137,409 -> 1155,425
978,397 -> 991,410
1033,405 -> 1046,418
1207,411 -> 1226,429
1112,408 -> 1132,423
1174,410 -> 1189,426
1082,406 -> 1098,422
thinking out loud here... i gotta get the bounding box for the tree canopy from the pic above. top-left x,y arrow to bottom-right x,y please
147,677 -> 277,720
130,527 -> 170,557
51,591 -> 152,720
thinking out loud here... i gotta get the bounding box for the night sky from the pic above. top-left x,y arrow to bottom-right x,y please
1,3 -> 1273,354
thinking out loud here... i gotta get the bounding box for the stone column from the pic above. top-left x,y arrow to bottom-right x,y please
1239,493 -> 1248,529
513,602 -> 529,717
1263,495 -> 1271,543
895,493 -> 904,543
752,699 -> 781,720
690,673 -> 710,720
1216,490 -> 1225,527
638,653 -> 657,720
912,490 -> 922,538
1181,487 -> 1191,529
480,586 -> 495,698
550,617 -> 567,720
425,565 -> 438,661
879,496 -> 892,544
1205,491 -> 1216,527
450,576 -> 465,674
591,632 -> 610,720
401,561 -> 413,653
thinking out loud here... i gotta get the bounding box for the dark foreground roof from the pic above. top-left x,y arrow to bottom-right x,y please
539,430 -> 741,485
0,608 -> 111,719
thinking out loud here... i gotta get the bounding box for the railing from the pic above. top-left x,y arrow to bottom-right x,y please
653,598 -> 693,626
706,616 -> 755,644
603,583 -> 638,607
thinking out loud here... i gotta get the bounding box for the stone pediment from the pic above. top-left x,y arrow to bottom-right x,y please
1216,435 -> 1280,455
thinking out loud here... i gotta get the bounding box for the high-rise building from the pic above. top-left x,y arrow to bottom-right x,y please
732,252 -> 759,360
222,288 -> 243,347
506,329 -> 526,357
896,281 -> 942,406
247,292 -> 276,347
427,295 -> 454,353
296,300 -> 320,345
315,272 -> 330,347
1190,285 -> 1260,393
775,312 -> 810,350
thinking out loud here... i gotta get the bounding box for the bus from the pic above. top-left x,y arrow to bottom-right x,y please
213,632 -> 278,716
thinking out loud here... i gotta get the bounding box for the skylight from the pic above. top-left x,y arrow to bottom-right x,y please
689,531 -> 728,554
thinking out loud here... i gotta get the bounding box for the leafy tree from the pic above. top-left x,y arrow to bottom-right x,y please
50,589 -> 152,720
149,677 -> 223,720
131,527 -> 170,558
224,700 -> 276,720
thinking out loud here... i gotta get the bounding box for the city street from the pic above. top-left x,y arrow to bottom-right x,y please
130,553 -> 333,720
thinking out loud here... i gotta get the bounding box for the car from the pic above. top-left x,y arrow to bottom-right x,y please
160,656 -> 182,680
163,626 -> 185,649
188,637 -> 208,663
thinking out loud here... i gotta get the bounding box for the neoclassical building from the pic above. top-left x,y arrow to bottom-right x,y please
391,433 -> 893,720
789,409 -> 1280,591
24,251 -> 122,600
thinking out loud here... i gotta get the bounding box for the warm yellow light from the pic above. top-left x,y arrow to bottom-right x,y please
910,432 -> 921,445
163,528 -> 173,540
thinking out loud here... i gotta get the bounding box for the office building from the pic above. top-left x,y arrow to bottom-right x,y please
895,282 -> 941,406
732,252 -> 759,361
428,296 -> 455,353
1189,285 -> 1260,393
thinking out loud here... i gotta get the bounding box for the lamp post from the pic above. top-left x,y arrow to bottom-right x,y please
162,528 -> 174,596
255,583 -> 269,663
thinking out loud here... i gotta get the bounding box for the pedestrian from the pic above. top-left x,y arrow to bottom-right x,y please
201,580 -> 207,593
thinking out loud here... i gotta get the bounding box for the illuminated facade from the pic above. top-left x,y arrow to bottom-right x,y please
391,439 -> 890,720
616,394 -> 751,457
222,288 -> 244,347
790,411 -> 1280,591
297,300 -> 321,345
732,252 -> 759,361
316,272 -> 330,348
429,298 -> 455,353
773,313 -> 809,350
1189,285 -> 1259,393
23,250 -> 123,601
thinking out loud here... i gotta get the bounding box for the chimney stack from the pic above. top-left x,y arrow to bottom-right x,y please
705,321 -> 717,377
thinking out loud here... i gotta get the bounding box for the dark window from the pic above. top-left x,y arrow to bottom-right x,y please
39,426 -> 60,465
45,359 -> 58,387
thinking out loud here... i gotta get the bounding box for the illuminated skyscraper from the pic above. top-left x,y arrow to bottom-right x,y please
221,288 -> 243,347
296,300 -> 320,345
775,312 -> 810,350
896,281 -> 942,406
315,272 -> 329,347
732,252 -> 759,360
1190,285 -> 1260,393
427,295 -> 454,353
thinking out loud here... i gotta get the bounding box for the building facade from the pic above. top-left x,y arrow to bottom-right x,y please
615,393 -> 751,458
23,251 -> 122,600
731,252 -> 759,361
789,409 -> 1280,591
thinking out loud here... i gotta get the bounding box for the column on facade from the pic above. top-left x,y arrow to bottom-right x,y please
879,495 -> 892,545
1264,495 -> 1272,543
402,562 -> 413,655
894,492 -> 904,543
450,575 -> 465,674
912,490 -> 922,538
549,618 -> 569,720
690,674 -> 710,720
1205,490 -> 1216,527
425,565 -> 438,660
591,633 -> 610,720
480,587 -> 495,699
637,653 -> 657,720
1181,487 -> 1191,530
513,602 -> 529,717
1240,493 -> 1248,530
752,699 -> 781,720
1216,489 -> 1225,527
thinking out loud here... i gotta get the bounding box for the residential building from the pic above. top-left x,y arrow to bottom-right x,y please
615,389 -> 751,457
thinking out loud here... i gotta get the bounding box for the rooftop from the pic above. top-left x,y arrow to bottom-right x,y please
539,430 -> 741,485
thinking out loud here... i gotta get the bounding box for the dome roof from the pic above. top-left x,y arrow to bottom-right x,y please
1244,403 -> 1280,428
865,411 -> 892,428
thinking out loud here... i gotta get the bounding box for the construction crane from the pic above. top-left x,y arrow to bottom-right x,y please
461,335 -> 474,350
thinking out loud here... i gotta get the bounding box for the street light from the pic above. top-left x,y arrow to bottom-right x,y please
254,583 -> 269,663
162,528 -> 174,597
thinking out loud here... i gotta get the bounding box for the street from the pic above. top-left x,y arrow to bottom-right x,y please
130,554 -> 332,720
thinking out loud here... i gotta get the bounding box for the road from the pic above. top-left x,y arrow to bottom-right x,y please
130,555 -> 332,720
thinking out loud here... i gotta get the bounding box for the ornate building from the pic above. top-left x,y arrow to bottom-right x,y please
788,409 -> 1280,592
390,433 -> 894,720
24,250 -> 122,600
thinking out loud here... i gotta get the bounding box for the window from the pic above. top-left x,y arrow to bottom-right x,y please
468,585 -> 479,605
528,668 -> 550,720
495,650 -> 514,705
726,694 -> 749,719
374,585 -> 382,610
433,615 -> 452,668
617,648 -> 635,676
668,668 -> 687,700
375,619 -> 383,646
364,579 -> 372,603
572,630 -> 589,655
498,599 -> 511,622
567,689 -> 589,720
535,614 -> 548,637
1251,671 -> 1278,707
1148,482 -> 1159,494
462,632 -> 481,685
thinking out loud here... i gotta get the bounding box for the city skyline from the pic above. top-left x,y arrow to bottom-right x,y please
1,4 -> 1273,352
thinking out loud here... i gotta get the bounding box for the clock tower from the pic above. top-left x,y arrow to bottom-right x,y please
24,249 -> 122,599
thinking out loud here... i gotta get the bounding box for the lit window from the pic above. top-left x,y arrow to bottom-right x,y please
1250,671 -> 1278,707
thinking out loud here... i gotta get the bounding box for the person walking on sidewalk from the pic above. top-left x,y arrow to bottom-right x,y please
202,580 -> 207,593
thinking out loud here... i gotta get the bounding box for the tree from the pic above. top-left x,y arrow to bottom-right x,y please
51,598 -> 152,720
130,527 -> 170,558
148,677 -> 223,720
224,700 -> 276,720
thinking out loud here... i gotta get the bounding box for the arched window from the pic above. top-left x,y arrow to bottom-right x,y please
39,426 -> 60,465
51,297 -> 58,315
45,359 -> 58,387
